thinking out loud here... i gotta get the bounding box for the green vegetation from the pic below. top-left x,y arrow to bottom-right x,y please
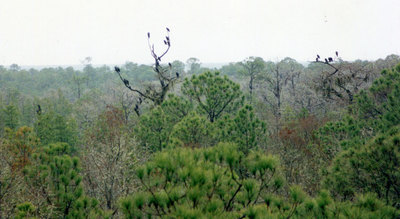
1,54 -> 400,218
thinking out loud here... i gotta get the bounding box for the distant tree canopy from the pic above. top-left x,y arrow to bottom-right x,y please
1,52 -> 400,218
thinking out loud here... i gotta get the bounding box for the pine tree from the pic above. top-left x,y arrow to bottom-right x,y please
34,112 -> 77,150
120,142 -> 284,218
182,71 -> 244,122
170,112 -> 212,148
324,126 -> 400,207
2,104 -> 20,130
23,143 -> 101,218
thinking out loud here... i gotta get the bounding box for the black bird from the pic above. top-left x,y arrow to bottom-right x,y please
166,27 -> 170,32
328,57 -> 333,62
36,104 -> 41,115
114,66 -> 120,73
325,58 -> 328,63
317,54 -> 320,59
147,32 -> 150,38
134,104 -> 139,111
123,79 -> 130,87
168,63 -> 172,68
176,72 -> 179,78
335,51 -> 338,57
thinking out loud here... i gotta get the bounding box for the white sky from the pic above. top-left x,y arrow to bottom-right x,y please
0,0 -> 399,66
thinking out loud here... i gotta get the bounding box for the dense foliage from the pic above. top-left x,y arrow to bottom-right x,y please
1,55 -> 400,218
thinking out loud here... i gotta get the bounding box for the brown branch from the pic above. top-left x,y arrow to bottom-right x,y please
115,70 -> 155,101
115,28 -> 178,106
312,60 -> 339,77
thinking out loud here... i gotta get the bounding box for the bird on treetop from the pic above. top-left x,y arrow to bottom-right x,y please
114,66 -> 120,73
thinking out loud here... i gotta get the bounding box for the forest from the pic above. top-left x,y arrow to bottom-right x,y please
1,31 -> 400,218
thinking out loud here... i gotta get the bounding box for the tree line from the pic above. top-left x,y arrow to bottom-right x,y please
1,40 -> 400,217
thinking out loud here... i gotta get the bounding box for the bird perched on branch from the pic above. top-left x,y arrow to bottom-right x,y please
123,79 -> 130,87
36,105 -> 41,115
328,57 -> 333,62
114,66 -> 120,73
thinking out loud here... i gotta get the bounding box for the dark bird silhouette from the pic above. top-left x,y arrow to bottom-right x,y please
123,79 -> 130,87
166,27 -> 170,32
176,72 -> 179,78
147,32 -> 150,38
317,54 -> 320,59
328,57 -> 333,62
336,51 -> 338,56
36,105 -> 41,115
325,58 -> 328,63
134,104 -> 139,111
168,63 -> 172,68
114,66 -> 120,73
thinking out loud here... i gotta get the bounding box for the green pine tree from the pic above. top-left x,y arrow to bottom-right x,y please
182,71 -> 244,122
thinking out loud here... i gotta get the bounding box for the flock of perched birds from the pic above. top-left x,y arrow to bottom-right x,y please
114,64 -> 179,90
111,32 -> 337,115
316,51 -> 339,63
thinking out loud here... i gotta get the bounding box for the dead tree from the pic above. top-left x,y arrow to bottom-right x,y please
313,52 -> 373,104
115,28 -> 180,110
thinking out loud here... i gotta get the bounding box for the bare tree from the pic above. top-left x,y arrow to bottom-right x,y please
313,52 -> 374,104
239,56 -> 265,103
257,59 -> 295,130
81,106 -> 141,217
115,28 -> 180,108
71,73 -> 87,99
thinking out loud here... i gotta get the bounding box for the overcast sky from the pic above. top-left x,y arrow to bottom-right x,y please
0,0 -> 399,66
